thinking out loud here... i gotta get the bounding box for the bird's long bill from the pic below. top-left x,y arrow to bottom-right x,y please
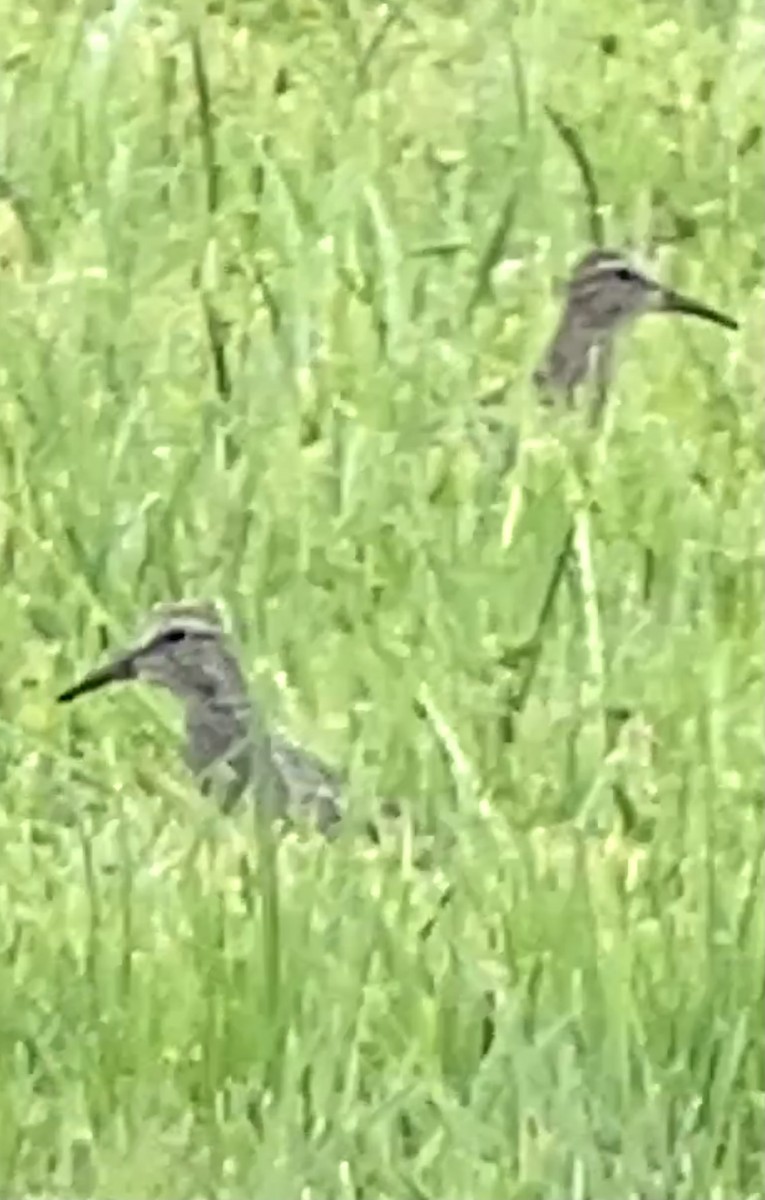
57,652 -> 137,703
660,287 -> 739,330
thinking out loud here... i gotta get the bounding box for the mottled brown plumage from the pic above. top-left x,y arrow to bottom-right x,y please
533,249 -> 738,404
57,602 -> 342,834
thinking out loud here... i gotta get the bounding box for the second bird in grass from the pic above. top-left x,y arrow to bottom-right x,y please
57,602 -> 344,835
533,248 -> 739,405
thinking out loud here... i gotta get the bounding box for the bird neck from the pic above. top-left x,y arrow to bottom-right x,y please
182,679 -> 288,818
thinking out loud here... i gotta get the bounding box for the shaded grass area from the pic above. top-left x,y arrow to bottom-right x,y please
0,0 -> 762,1196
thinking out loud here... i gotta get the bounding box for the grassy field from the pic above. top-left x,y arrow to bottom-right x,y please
0,0 -> 763,1196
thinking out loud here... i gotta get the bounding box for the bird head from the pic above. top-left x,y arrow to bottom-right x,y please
533,247 -> 738,396
566,248 -> 739,333
57,602 -> 234,706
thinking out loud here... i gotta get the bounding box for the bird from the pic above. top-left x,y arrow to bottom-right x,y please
533,248 -> 739,408
56,601 -> 345,835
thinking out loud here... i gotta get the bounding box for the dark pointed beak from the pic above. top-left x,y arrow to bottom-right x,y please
57,651 -> 137,703
659,287 -> 738,331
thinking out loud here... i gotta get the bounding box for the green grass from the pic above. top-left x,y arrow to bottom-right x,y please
0,0 -> 763,1196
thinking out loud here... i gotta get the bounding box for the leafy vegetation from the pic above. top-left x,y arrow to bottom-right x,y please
0,0 -> 762,1196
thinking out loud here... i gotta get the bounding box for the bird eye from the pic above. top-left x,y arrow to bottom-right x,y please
163,628 -> 187,644
614,266 -> 635,282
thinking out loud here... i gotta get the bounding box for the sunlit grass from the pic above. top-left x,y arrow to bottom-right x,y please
0,0 -> 762,1196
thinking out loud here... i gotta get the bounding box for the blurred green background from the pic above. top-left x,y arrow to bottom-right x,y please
0,0 -> 762,1196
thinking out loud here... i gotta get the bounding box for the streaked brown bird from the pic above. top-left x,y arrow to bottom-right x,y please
533,248 -> 738,406
57,602 -> 344,835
